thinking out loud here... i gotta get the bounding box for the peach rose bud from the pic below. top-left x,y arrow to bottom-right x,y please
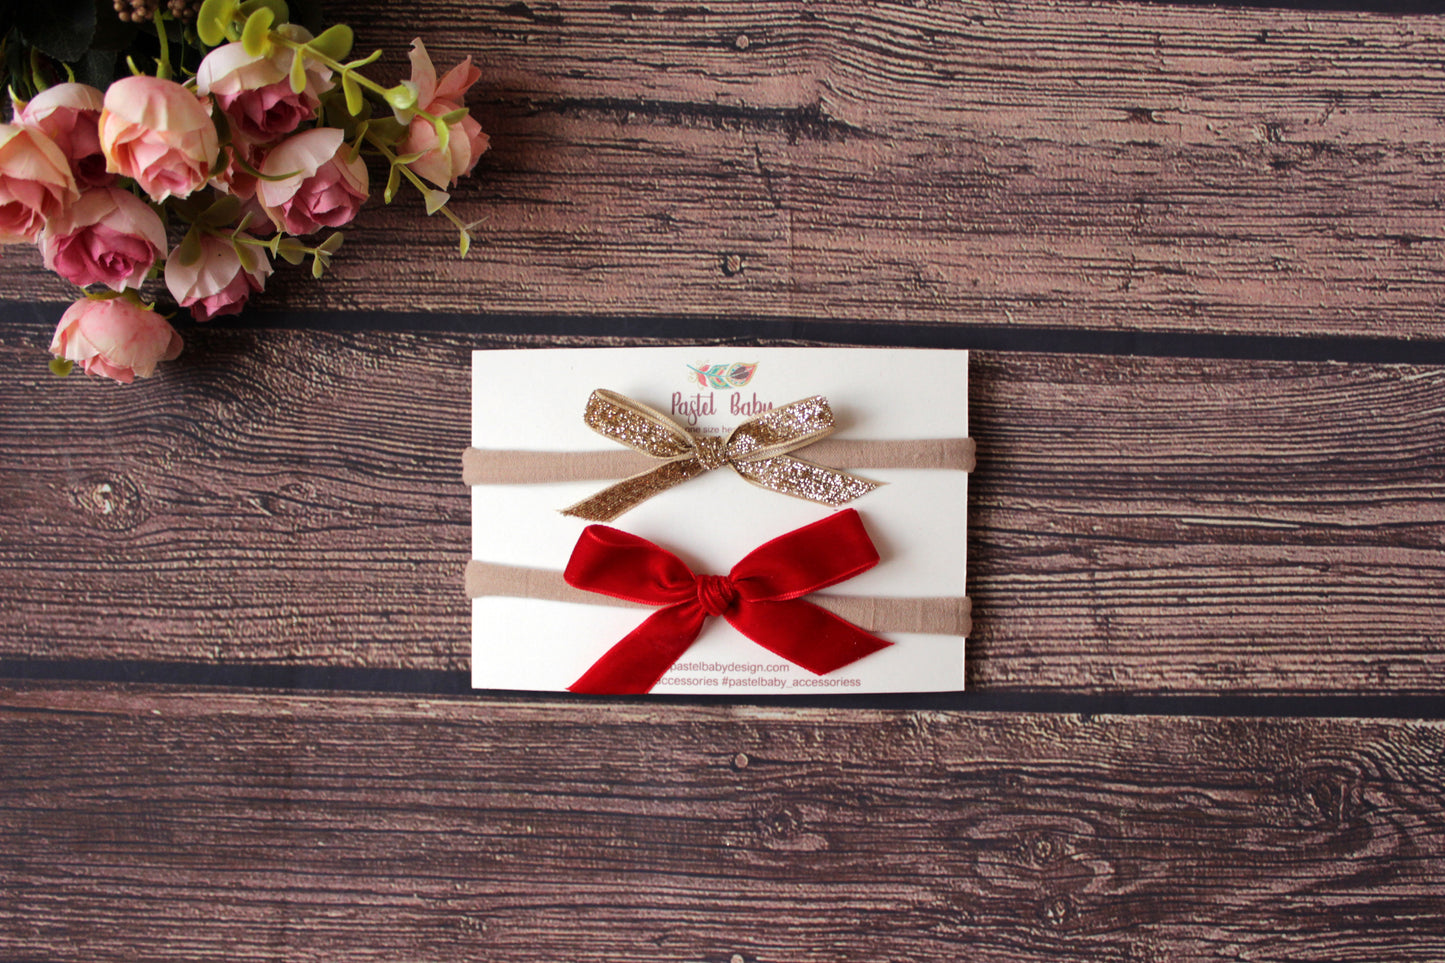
17,83 -> 113,190
99,76 -> 219,203
49,295 -> 183,384
39,187 -> 167,291
164,231 -> 274,322
197,28 -> 333,142
257,127 -> 368,235
0,123 -> 79,244
398,39 -> 489,189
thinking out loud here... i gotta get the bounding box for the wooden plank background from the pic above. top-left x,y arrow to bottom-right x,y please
4,321 -> 1445,693
4,0 -> 1445,958
4,683 -> 1444,962
4,0 -> 1445,336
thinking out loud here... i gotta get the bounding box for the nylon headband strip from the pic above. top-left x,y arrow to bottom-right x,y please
465,559 -> 972,637
462,437 -> 976,485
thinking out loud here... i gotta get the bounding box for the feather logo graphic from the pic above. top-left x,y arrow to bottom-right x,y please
687,362 -> 759,389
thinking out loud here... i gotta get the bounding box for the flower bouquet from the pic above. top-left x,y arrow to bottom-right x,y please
1,0 -> 487,382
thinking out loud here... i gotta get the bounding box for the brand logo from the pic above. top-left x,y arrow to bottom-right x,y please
687,362 -> 758,390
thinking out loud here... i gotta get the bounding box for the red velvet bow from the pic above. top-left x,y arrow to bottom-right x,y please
564,509 -> 892,694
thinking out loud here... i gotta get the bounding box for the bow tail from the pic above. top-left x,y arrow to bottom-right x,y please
734,455 -> 881,508
726,598 -> 892,676
561,458 -> 706,522
568,603 -> 708,694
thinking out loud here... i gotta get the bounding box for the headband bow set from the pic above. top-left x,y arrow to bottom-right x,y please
465,367 -> 974,695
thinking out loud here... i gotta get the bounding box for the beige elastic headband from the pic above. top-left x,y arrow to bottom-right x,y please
463,436 -> 977,485
466,559 -> 972,637
463,389 -> 974,521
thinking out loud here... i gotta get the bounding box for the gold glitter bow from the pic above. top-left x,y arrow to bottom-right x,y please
562,389 -> 881,521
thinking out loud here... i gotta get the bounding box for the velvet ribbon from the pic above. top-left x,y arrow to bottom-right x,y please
564,509 -> 892,694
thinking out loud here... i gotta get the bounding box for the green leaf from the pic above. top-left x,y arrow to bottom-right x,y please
364,116 -> 408,146
309,23 -> 353,61
457,229 -> 470,257
392,150 -> 426,165
210,104 -> 232,144
438,107 -> 469,124
14,0 -> 95,62
431,114 -> 451,155
384,82 -> 417,114
423,189 -> 450,215
31,46 -> 53,92
310,253 -> 324,279
196,0 -> 238,47
319,94 -> 344,130
341,70 -> 362,115
318,231 -> 344,254
384,163 -> 400,204
199,194 -> 243,226
343,49 -> 383,71
345,125 -> 367,162
276,236 -> 307,265
334,92 -> 372,130
234,239 -> 265,275
289,39 -> 307,93
240,6 -> 274,57
73,48 -> 117,93
48,357 -> 74,377
173,228 -> 204,267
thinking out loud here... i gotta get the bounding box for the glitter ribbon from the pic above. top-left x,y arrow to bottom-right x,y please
560,389 -> 881,521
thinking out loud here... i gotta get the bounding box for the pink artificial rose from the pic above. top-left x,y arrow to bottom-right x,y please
397,39 -> 489,188
99,76 -> 219,203
208,139 -> 273,231
164,231 -> 273,322
39,187 -> 167,291
49,295 -> 182,384
197,28 -> 333,142
17,83 -> 113,191
0,123 -> 78,244
210,138 -> 266,200
256,128 -> 367,235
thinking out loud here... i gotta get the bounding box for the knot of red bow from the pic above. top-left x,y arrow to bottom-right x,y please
563,509 -> 892,694
693,574 -> 737,617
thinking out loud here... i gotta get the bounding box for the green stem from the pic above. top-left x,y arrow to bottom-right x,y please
28,46 -> 48,93
361,130 -> 472,235
269,34 -> 385,96
153,12 -> 173,80
430,196 -> 471,234
269,31 -> 447,127
231,232 -> 314,256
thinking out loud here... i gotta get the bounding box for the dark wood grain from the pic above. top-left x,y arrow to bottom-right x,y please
4,0 -> 1445,337
5,321 -> 1445,694
2,682 -> 1443,962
